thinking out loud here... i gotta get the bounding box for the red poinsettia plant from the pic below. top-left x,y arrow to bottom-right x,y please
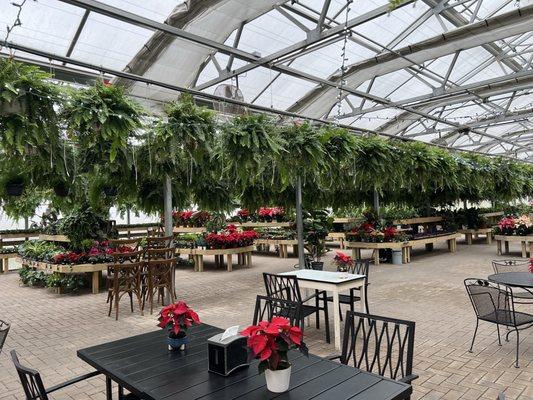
241,317 -> 308,373
529,258 -> 533,273
333,251 -> 353,272
205,225 -> 259,249
158,301 -> 200,338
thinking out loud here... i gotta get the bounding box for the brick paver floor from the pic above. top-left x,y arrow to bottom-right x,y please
0,240 -> 531,399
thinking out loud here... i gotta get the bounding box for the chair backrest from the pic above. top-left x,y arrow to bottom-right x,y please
109,250 -> 145,264
0,320 -> 10,354
464,278 -> 513,322
263,273 -> 302,303
347,259 -> 370,284
146,236 -> 173,250
340,311 -> 415,382
492,259 -> 530,274
11,350 -> 49,400
146,247 -> 174,261
108,238 -> 139,251
253,295 -> 302,329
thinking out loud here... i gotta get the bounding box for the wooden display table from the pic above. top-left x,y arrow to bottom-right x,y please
332,218 -> 358,224
0,252 -> 17,273
495,235 -> 533,258
393,216 -> 443,225
254,238 -> 298,258
38,234 -> 70,242
346,241 -> 407,265
0,231 -> 40,272
173,227 -> 206,234
235,222 -> 292,228
326,232 -> 347,249
175,245 -> 253,272
404,233 -> 459,263
458,228 -> 493,245
19,258 -> 107,294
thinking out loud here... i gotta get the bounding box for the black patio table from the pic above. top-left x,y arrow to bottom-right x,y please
488,272 -> 533,289
77,324 -> 412,400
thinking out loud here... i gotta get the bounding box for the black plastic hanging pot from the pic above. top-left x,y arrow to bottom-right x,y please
6,183 -> 24,196
53,182 -> 69,197
103,186 -> 118,197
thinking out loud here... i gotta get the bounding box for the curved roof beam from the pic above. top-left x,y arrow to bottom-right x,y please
287,5 -> 533,118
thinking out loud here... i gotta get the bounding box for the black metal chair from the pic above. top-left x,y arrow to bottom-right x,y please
331,311 -> 417,386
253,295 -> 302,329
263,272 -> 330,343
326,259 -> 370,319
0,320 -> 10,354
492,260 -> 533,304
464,278 -> 533,368
11,350 -> 101,400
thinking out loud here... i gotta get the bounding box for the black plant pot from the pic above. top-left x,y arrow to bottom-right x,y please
6,183 -> 24,196
103,186 -> 118,197
53,183 -> 69,197
310,261 -> 324,270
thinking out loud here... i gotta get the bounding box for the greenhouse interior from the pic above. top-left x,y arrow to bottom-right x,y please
0,0 -> 533,399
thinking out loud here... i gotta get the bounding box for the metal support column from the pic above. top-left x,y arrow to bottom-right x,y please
163,175 -> 173,302
373,189 -> 380,217
296,176 -> 305,269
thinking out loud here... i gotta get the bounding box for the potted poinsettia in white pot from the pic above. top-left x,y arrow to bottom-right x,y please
241,317 -> 308,393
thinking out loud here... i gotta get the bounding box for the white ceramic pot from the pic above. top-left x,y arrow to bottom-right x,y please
265,365 -> 291,393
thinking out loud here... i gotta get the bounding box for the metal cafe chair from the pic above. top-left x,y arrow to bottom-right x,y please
464,278 -> 533,368
263,272 -> 330,343
0,320 -> 10,354
11,350 -> 101,400
253,295 -> 303,330
326,258 -> 370,320
492,260 -> 533,304
330,311 -> 418,388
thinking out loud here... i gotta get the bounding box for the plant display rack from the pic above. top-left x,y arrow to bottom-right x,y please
254,238 -> 298,258
325,232 -> 347,249
458,228 -> 493,245
0,230 -> 40,273
173,227 -> 207,234
235,221 -> 292,228
346,232 -> 459,265
175,245 -> 253,272
38,234 -> 70,242
18,258 -> 106,294
495,235 -> 533,258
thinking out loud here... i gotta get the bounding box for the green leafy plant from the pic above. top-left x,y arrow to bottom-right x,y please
58,205 -> 109,249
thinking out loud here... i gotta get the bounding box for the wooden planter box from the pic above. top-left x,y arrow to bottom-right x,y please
458,228 -> 493,245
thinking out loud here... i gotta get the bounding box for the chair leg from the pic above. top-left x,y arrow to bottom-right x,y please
322,291 -> 331,344
514,329 -> 520,368
496,324 -> 502,346
339,304 -> 343,322
118,385 -> 124,399
129,292 -> 134,313
469,319 -> 479,353
315,290 -> 320,330
107,291 -> 114,317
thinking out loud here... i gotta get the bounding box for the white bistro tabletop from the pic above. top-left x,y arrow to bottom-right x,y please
279,269 -> 365,284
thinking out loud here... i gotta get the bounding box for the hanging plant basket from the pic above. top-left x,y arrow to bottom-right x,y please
6,183 -> 24,197
53,182 -> 70,197
0,92 -> 27,117
103,186 -> 118,197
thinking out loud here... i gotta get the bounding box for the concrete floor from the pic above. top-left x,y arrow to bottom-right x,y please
0,238 -> 531,399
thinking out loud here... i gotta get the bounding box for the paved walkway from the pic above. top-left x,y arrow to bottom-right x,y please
0,240 -> 531,399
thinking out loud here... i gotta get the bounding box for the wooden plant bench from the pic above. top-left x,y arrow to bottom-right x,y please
326,232 -> 347,249
19,258 -> 107,294
175,245 -> 253,272
0,231 -> 40,273
403,233 -> 459,263
254,238 -> 298,258
458,228 -> 493,245
495,235 -> 533,258
345,241 -> 407,265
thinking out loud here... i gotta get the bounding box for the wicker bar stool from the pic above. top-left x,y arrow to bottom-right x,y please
107,250 -> 145,321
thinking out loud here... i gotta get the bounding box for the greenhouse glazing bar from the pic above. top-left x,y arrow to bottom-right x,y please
54,0 -> 533,153
2,40 -> 529,161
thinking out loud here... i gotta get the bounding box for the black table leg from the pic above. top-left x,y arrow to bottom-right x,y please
106,377 -> 112,400
118,385 -> 124,399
